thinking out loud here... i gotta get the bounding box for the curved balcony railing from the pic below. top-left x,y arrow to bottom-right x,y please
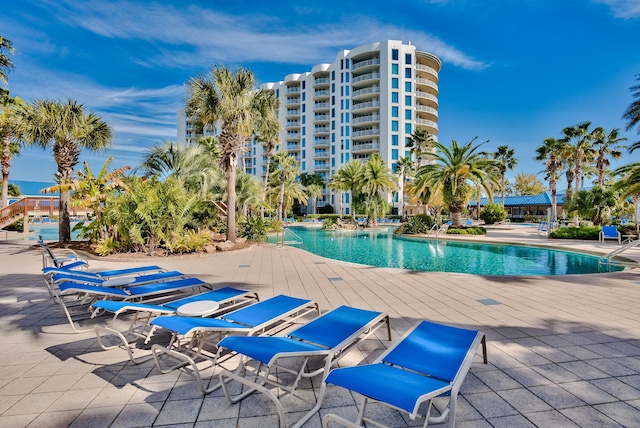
352,58 -> 381,71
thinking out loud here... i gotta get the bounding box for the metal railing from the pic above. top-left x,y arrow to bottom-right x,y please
275,228 -> 304,247
598,239 -> 640,271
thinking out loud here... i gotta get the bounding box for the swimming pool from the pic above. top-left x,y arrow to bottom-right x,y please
30,225 -> 83,241
273,227 -> 619,276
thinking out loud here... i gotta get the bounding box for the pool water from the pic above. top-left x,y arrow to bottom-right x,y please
30,225 -> 83,241
273,227 -> 619,276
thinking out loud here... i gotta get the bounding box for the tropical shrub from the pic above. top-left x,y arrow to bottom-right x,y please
239,216 -> 269,242
565,186 -> 618,226
166,230 -> 211,254
549,226 -> 601,240
479,203 -> 507,225
447,226 -> 487,235
395,214 -> 433,235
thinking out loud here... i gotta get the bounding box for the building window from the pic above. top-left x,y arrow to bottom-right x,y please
392,78 -> 399,89
405,81 -> 411,92
392,92 -> 399,103
331,96 -> 335,105
392,121 -> 399,131
332,83 -> 335,92
302,92 -> 306,101
392,135 -> 399,146
405,109 -> 412,120
392,106 -> 399,117
392,64 -> 399,75
405,53 -> 412,64
345,73 -> 350,82
302,161 -> 306,170
346,152 -> 350,161
405,95 -> 412,106
302,81 -> 306,89
340,153 -> 344,163
345,86 -> 350,95
340,86 -> 343,96
302,150 -> 306,157
341,99 -> 344,109
405,123 -> 412,133
345,99 -> 350,109
332,70 -> 335,80
392,163 -> 397,173
331,145 -> 335,154
345,59 -> 350,68
405,68 -> 411,78
345,139 -> 350,149
392,49 -> 399,60
302,127 -> 306,135
346,127 -> 350,136
341,59 -> 344,69
345,193 -> 350,203
302,138 -> 306,147
341,73 -> 344,83
345,113 -> 350,122
405,151 -> 411,158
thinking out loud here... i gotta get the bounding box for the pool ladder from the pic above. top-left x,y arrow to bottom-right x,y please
429,222 -> 451,238
275,228 -> 304,247
598,239 -> 640,271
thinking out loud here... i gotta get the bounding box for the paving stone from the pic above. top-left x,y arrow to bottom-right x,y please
560,381 -> 618,405
560,405 -> 624,427
558,360 -> 610,380
590,377 -> 640,401
524,410 -> 580,428
531,363 -> 582,383
503,367 -> 553,387
586,358 -> 637,377
593,401 -> 640,427
110,402 -> 162,428
528,384 -> 586,409
488,414 -> 537,427
496,388 -> 552,413
463,391 -> 518,418
25,409 -> 81,428
154,398 -> 202,425
474,369 -> 523,391
67,405 -> 120,428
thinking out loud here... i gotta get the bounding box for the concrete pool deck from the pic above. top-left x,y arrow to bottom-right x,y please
1,226 -> 640,427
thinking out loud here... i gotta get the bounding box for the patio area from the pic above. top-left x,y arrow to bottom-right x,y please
1,228 -> 640,427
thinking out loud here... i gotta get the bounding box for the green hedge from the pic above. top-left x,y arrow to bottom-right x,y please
447,226 -> 487,235
549,226 -> 602,240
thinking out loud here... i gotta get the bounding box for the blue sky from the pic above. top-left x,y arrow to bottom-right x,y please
2,0 -> 640,190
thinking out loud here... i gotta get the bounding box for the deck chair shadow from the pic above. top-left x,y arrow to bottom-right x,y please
600,225 -> 621,245
150,295 -> 319,385
92,287 -> 259,364
319,320 -> 487,428
217,305 -> 391,428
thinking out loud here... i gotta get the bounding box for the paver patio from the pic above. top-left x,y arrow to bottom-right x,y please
1,227 -> 640,427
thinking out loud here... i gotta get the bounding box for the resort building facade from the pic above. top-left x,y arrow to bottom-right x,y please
178,40 -> 442,215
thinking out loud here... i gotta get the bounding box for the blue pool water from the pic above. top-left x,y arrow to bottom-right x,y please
273,227 -> 619,276
30,225 -> 83,241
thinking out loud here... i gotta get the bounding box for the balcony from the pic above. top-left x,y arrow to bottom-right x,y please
314,138 -> 329,147
352,58 -> 381,72
286,132 -> 301,140
352,141 -> 381,152
415,118 -> 438,134
285,109 -> 300,118
314,89 -> 330,99
415,77 -> 438,92
314,126 -> 330,135
314,150 -> 329,158
352,86 -> 380,100
415,63 -> 439,80
314,102 -> 330,111
286,120 -> 301,128
416,104 -> 438,121
351,128 -> 380,139
287,143 -> 301,151
313,77 -> 330,87
351,99 -> 380,113
415,91 -> 438,107
352,72 -> 380,85
314,162 -> 330,170
286,86 -> 300,94
314,114 -> 329,123
352,114 -> 380,125
286,98 -> 301,105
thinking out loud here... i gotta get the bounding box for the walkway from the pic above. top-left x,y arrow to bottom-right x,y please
0,228 -> 639,427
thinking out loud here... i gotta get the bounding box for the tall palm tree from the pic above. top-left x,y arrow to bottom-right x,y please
299,172 -> 324,215
535,137 -> 565,220
255,94 -> 281,194
0,36 -> 14,86
328,173 -> 344,217
1,90 -> 28,207
186,65 -> 277,242
268,151 -> 300,221
19,99 -> 111,242
623,74 -> 640,152
406,128 -> 436,170
493,145 -> 518,207
562,121 -> 596,193
235,171 -> 263,217
361,153 -> 396,225
395,156 -> 414,220
328,160 -> 364,221
416,138 -> 499,226
591,127 -> 627,187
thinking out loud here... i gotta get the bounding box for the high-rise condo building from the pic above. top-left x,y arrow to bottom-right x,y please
178,40 -> 441,215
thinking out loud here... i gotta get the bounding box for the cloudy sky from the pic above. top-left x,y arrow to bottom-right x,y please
2,0 -> 640,187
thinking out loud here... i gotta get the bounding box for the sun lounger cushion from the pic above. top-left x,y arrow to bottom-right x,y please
59,277 -> 206,299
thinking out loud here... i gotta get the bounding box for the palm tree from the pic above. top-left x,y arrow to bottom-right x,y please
328,173 -> 344,217
299,172 -> 325,215
255,94 -> 281,194
328,160 -> 364,221
416,138 -> 499,226
268,151 -> 300,221
395,156 -> 414,220
623,74 -> 640,152
186,65 -> 277,242
43,157 -> 129,241
0,36 -> 14,86
1,90 -> 28,207
562,121 -> 596,193
235,171 -> 263,217
19,99 -> 111,242
406,128 -> 436,170
493,145 -> 518,207
361,153 -> 396,225
591,127 -> 627,187
137,141 -> 222,197
535,137 -> 565,220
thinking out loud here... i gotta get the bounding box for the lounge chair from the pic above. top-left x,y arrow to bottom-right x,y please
318,320 -> 487,428
150,295 -> 319,388
52,277 -> 208,333
43,264 -> 165,280
38,239 -> 88,270
217,305 -> 391,427
93,287 -> 259,364
51,269 -> 186,287
600,225 -> 621,244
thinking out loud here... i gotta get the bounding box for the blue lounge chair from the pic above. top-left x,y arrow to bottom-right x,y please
600,225 -> 621,244
217,305 -> 391,427
51,269 -> 185,287
150,295 -> 319,388
318,320 -> 487,428
38,239 -> 88,270
93,287 -> 259,364
43,264 -> 165,280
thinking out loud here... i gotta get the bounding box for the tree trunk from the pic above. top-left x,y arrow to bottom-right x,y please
550,177 -> 557,220
278,176 -> 285,222
1,134 -> 10,208
226,160 -> 237,242
451,209 -> 463,227
501,174 -> 506,207
398,176 -> 405,221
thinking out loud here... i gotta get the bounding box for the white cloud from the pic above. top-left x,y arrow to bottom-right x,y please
593,0 -> 640,18
46,0 -> 488,70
